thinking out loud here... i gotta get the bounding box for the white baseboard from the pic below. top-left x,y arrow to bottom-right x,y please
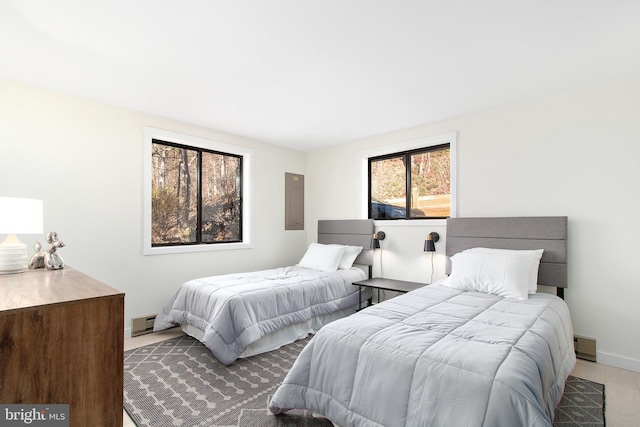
597,351 -> 640,373
124,327 -> 132,339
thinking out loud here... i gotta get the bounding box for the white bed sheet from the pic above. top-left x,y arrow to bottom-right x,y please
182,304 -> 358,359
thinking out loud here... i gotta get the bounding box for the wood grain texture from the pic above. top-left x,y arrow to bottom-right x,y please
0,267 -> 124,427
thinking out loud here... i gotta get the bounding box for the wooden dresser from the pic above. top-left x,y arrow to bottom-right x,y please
0,267 -> 124,427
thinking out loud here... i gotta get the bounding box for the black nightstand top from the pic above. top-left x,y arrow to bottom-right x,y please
353,277 -> 427,293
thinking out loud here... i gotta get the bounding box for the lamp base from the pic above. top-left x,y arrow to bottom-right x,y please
0,235 -> 29,274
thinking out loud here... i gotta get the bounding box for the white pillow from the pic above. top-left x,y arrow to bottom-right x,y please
463,247 -> 543,294
441,252 -> 535,300
297,243 -> 346,272
333,245 -> 363,269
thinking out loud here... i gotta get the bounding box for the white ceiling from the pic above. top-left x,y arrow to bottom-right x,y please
2,1 -> 640,151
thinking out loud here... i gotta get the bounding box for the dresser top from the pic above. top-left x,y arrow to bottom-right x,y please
0,267 -> 123,312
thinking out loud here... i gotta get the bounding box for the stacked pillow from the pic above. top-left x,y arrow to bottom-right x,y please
441,248 -> 544,300
335,245 -> 364,269
297,243 -> 363,272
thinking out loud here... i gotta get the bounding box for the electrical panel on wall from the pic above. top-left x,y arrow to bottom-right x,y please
285,172 -> 304,230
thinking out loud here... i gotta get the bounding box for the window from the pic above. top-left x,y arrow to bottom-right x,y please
360,132 -> 456,222
144,128 -> 252,254
151,140 -> 242,245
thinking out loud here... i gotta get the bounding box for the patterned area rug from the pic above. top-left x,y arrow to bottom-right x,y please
124,335 -> 330,426
124,336 -> 605,427
554,376 -> 606,426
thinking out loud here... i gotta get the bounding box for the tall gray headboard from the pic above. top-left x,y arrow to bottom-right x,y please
446,216 -> 568,295
317,219 -> 374,269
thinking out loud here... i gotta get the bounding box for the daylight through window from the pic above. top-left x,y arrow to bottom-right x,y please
369,144 -> 450,220
151,139 -> 242,246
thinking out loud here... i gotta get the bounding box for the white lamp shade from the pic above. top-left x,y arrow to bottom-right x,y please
0,197 -> 44,234
0,197 -> 44,274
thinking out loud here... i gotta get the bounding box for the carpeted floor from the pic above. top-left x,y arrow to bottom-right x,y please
124,336 -> 605,427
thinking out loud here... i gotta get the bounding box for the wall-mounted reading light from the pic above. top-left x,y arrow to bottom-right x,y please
423,232 -> 439,252
371,231 -> 386,249
423,232 -> 439,284
371,231 -> 386,279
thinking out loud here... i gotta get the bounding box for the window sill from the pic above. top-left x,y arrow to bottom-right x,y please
373,219 -> 447,227
143,242 -> 253,255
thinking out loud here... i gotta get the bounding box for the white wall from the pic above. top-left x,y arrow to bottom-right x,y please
306,76 -> 640,371
0,79 -> 308,335
3,76 -> 639,371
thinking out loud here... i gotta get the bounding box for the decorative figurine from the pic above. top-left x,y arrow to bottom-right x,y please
28,241 -> 46,269
29,232 -> 65,270
44,232 -> 65,270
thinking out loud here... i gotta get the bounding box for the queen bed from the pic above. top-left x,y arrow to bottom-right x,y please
269,216 -> 575,427
153,219 -> 374,365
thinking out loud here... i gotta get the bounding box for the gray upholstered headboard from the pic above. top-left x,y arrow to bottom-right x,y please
446,216 -> 568,295
317,219 -> 374,269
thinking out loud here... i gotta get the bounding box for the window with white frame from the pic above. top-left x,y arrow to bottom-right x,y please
143,128 -> 252,254
360,132 -> 456,221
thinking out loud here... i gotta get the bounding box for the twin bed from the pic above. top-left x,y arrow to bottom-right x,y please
155,216 -> 575,427
153,219 -> 375,365
269,216 -> 574,427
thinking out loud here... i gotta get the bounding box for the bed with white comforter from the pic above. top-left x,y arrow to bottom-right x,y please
269,282 -> 576,427
153,265 -> 367,365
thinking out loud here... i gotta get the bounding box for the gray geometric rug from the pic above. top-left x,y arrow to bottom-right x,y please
554,376 -> 606,426
124,335 -> 331,426
124,335 -> 605,427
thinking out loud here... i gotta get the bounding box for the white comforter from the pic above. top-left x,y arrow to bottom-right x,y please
269,283 -> 576,427
154,266 -> 367,365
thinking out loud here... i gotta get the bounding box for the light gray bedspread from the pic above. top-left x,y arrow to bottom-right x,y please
153,266 -> 367,365
269,283 -> 576,427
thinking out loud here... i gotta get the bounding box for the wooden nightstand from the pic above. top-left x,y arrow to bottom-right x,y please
353,277 -> 426,310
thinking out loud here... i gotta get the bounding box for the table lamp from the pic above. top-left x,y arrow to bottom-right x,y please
0,197 -> 44,274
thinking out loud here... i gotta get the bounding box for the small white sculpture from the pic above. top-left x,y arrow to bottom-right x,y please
29,241 -> 46,269
29,232 -> 65,270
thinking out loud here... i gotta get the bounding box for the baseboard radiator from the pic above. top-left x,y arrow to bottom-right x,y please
131,314 -> 157,337
574,335 -> 597,362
